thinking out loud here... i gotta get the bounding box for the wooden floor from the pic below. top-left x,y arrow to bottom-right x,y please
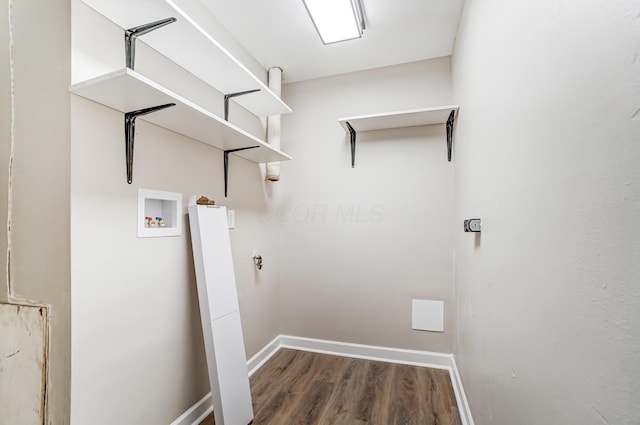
200,348 -> 462,425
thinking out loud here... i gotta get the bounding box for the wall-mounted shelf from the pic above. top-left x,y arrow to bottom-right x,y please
338,105 -> 459,166
70,68 -> 291,191
71,68 -> 291,162
80,0 -> 292,118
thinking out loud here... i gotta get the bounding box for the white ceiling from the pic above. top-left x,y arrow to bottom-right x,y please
200,0 -> 465,83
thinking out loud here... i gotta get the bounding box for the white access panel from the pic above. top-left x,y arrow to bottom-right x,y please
412,299 -> 445,332
188,197 -> 254,425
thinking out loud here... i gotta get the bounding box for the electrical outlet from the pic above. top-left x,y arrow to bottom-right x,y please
227,209 -> 236,229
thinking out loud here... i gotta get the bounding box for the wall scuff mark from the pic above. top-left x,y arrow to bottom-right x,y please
6,348 -> 20,358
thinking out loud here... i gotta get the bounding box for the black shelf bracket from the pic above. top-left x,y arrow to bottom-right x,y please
346,121 -> 356,168
345,109 -> 456,166
446,110 -> 456,162
125,17 -> 177,70
224,89 -> 261,121
125,103 -> 175,184
223,146 -> 260,197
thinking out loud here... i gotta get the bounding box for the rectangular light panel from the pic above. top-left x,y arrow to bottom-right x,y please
303,0 -> 362,44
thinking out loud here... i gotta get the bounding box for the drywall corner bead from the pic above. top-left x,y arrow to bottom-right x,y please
6,0 -> 16,299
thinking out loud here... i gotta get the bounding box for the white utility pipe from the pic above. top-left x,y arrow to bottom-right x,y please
266,67 -> 282,181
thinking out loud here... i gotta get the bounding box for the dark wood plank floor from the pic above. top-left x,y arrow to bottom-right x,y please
200,349 -> 462,425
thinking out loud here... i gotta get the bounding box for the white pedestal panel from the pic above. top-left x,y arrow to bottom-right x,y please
188,204 -> 239,321
208,313 -> 253,425
188,198 -> 253,425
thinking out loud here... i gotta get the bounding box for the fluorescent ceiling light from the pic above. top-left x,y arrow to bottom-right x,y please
303,0 -> 365,45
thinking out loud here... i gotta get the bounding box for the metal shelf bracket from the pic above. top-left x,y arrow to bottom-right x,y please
346,121 -> 356,168
125,103 -> 175,184
125,18 -> 177,70
446,110 -> 456,162
223,146 -> 260,197
224,89 -> 261,121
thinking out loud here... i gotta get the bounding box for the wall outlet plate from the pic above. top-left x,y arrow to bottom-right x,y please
227,209 -> 236,229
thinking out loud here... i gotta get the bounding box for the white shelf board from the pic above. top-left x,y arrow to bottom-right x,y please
80,0 -> 291,118
338,105 -> 459,133
70,68 -> 292,163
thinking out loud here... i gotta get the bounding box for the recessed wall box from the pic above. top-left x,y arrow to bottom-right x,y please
138,189 -> 182,238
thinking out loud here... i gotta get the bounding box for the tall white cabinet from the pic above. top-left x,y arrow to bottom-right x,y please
188,199 -> 253,425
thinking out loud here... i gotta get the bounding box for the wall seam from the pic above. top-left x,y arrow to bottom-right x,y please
4,0 -> 46,307
5,0 -> 14,300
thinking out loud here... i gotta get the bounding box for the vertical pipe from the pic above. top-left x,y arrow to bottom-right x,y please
266,67 -> 282,181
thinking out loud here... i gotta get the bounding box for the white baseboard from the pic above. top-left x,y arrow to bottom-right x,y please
169,393 -> 212,425
171,335 -> 474,425
246,335 -> 281,376
280,334 -> 452,370
450,356 -> 475,425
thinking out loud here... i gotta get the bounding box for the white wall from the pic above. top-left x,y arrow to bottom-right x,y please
279,58 -> 456,352
66,1 -> 640,423
1,0 -> 71,423
452,0 -> 640,424
70,3 -> 282,423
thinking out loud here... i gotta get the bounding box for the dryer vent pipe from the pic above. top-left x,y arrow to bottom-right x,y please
266,67 -> 282,181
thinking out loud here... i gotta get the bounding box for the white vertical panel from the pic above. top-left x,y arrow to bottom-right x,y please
266,67 -> 282,181
188,205 -> 240,321
188,198 -> 253,425
200,319 -> 216,367
210,313 -> 253,425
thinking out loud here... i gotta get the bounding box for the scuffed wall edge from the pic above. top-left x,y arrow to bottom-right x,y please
5,0 -> 15,299
171,335 -> 475,425
4,3 -> 53,424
